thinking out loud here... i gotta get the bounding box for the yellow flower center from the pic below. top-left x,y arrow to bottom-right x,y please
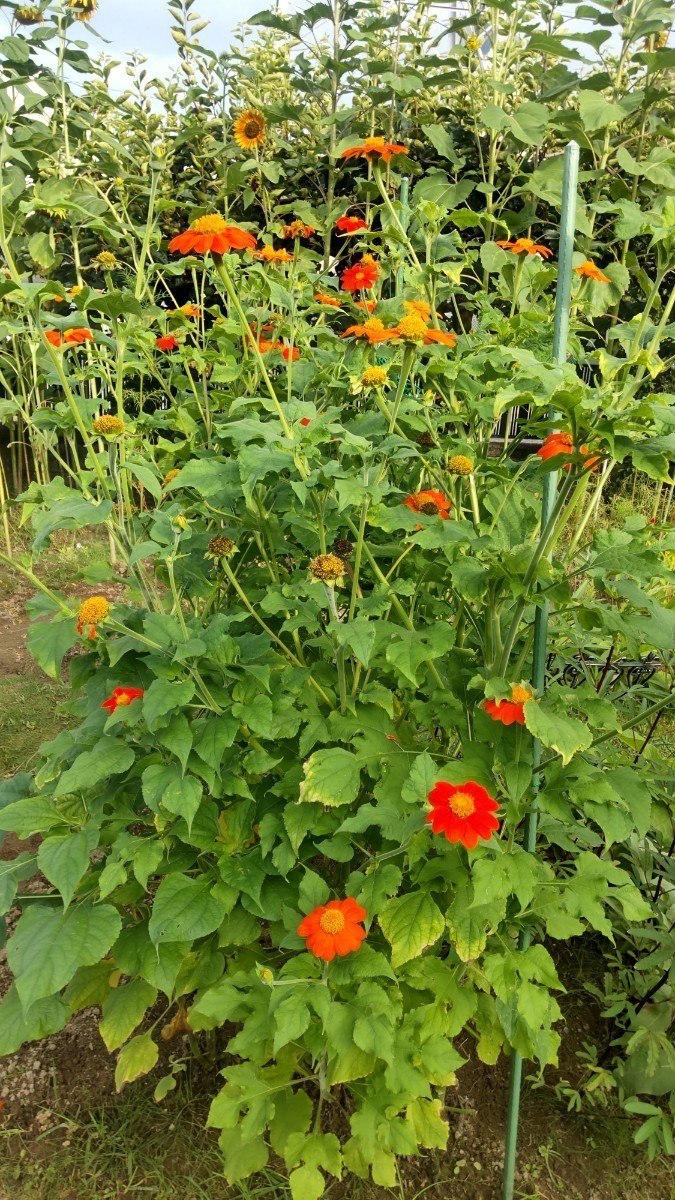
362,366 -> 388,387
449,791 -> 476,818
396,313 -> 428,341
191,214 -> 228,235
116,692 -> 131,707
511,686 -> 532,705
364,137 -> 386,152
319,909 -> 346,934
245,119 -> 262,138
363,318 -> 385,335
447,455 -> 474,476
78,596 -> 109,625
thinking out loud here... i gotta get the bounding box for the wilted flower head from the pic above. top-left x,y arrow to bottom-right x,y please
310,553 -> 347,584
15,6 -> 44,24
207,535 -> 236,558
68,0 -> 97,19
92,251 -> 119,270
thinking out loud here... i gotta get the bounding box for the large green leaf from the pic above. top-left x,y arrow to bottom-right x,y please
55,738 -> 135,797
0,986 -> 69,1055
148,873 -> 227,945
7,901 -> 121,1010
100,979 -> 158,1051
114,1032 -> 159,1090
524,698 -> 592,766
27,616 -> 78,682
379,892 -> 445,968
37,827 -> 98,907
298,748 -> 361,807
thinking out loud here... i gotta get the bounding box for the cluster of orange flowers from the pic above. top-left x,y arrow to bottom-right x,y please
342,301 -> 457,348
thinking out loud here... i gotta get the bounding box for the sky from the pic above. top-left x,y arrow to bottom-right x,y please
75,0 -> 269,91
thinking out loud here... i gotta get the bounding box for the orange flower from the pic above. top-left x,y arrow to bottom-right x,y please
256,245 -> 294,265
45,328 -> 93,347
355,298 -> 377,313
341,256 -> 380,293
314,292 -> 342,308
336,215 -> 368,234
300,417 -> 311,427
169,303 -> 201,317
537,432 -> 600,472
427,780 -> 499,850
404,299 -> 433,321
169,214 -> 256,257
297,897 -> 367,961
283,220 -> 315,239
281,344 -> 299,361
102,687 -> 144,715
403,489 -> 451,519
341,136 -> 408,164
482,685 -> 533,727
537,431 -> 573,462
257,338 -> 281,354
575,260 -> 611,283
496,237 -> 553,259
156,335 -> 179,351
77,595 -> 109,640
341,317 -> 396,344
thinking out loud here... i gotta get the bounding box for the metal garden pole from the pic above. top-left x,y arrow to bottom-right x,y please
501,139 -> 580,1200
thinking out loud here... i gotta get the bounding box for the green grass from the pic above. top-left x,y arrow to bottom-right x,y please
0,674 -> 69,776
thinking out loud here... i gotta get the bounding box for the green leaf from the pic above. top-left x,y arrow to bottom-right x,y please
379,892 -> 445,968
142,679 -> 195,731
114,1032 -> 159,1090
100,979 -> 158,1051
406,1097 -> 449,1149
401,752 -> 437,806
523,698 -> 592,766
160,774 -> 203,833
578,89 -> 626,132
27,617 -> 77,682
269,1088 -> 314,1157
299,749 -> 361,807
335,617 -> 376,667
7,902 -> 121,1010
289,1165 -> 325,1200
148,873 -> 227,945
447,902 -> 491,962
273,994 -> 311,1052
37,827 -> 98,907
55,737 -> 135,797
0,986 -> 69,1055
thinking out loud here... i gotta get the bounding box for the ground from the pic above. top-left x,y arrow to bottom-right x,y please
0,534 -> 673,1200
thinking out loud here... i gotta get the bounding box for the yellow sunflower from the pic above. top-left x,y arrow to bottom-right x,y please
233,110 -> 266,151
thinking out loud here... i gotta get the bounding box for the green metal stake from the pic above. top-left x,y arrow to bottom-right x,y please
396,174 -> 410,295
501,139 -> 580,1200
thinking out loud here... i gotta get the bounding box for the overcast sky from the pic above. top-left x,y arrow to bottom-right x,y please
75,0 -> 267,90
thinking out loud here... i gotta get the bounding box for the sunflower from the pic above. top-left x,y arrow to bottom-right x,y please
15,6 -> 44,24
68,0 -> 97,19
233,110 -> 266,151
427,780 -> 499,850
